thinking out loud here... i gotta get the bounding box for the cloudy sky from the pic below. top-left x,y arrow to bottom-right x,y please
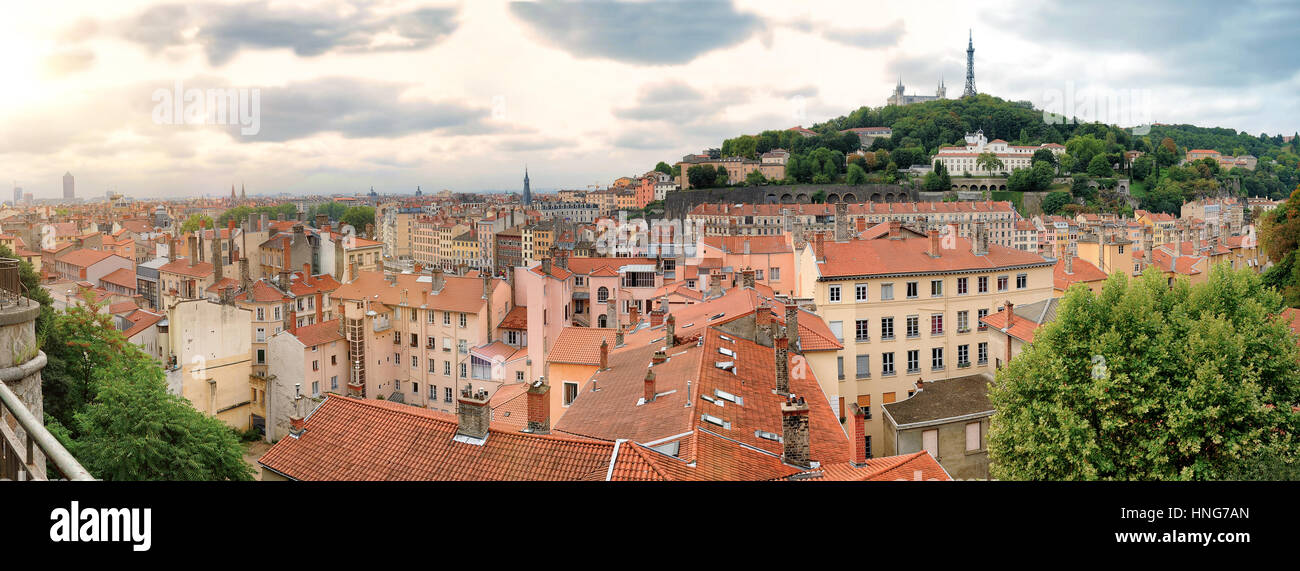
2,0 -> 1297,199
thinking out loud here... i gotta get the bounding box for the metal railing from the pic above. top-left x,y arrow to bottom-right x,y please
0,352 -> 94,481
0,258 -> 29,309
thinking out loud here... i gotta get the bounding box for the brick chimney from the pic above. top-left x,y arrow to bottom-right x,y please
915,378 -> 925,392
927,229 -> 941,258
888,220 -> 901,239
1143,229 -> 1154,264
526,378 -> 550,434
741,267 -> 756,288
784,302 -> 799,352
755,304 -> 773,346
1003,300 -> 1015,328
541,257 -> 551,276
302,263 -> 312,286
413,262 -> 423,274
651,348 -> 667,365
650,307 -> 665,327
316,213 -> 328,229
643,369 -> 657,403
1064,251 -> 1073,274
315,292 -> 323,323
972,222 -> 988,255
775,333 -> 790,394
227,219 -> 238,263
814,232 -> 825,261
665,314 -> 676,348
707,272 -> 725,298
614,325 -> 624,347
188,236 -> 198,267
852,404 -> 870,464
599,338 -> 609,370
280,236 -> 293,286
781,395 -> 810,468
239,257 -> 250,291
629,303 -> 640,325
834,201 -> 849,242
456,384 -> 491,440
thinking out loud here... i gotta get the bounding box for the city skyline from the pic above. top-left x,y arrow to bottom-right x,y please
2,0 -> 1298,199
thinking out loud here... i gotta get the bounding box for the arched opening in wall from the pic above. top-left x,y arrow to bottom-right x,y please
979,185 -> 988,191
959,185 -> 968,191
766,193 -> 778,203
597,314 -> 607,328
871,193 -> 883,203
826,193 -> 840,203
796,193 -> 810,203
596,286 -> 609,303
781,193 -> 794,204
999,185 -> 1007,191
841,193 -> 857,202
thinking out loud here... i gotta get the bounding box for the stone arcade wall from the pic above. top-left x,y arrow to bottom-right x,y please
663,184 -> 916,220
0,300 -> 45,479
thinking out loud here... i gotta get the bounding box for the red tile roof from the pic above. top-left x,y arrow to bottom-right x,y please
158,258 -> 215,278
57,248 -> 118,268
547,328 -> 616,365
99,267 -> 137,288
1053,256 -> 1108,291
257,395 -> 656,481
295,319 -> 344,347
498,305 -> 528,329
333,271 -> 499,313
817,236 -> 1051,279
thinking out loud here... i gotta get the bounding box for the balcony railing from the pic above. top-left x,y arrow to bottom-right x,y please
0,352 -> 94,481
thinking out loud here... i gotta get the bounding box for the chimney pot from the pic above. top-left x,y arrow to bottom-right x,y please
644,369 -> 657,403
599,339 -> 609,370
526,378 -> 551,433
781,395 -> 811,468
928,229 -> 941,257
1004,301 -> 1015,327
456,383 -> 491,440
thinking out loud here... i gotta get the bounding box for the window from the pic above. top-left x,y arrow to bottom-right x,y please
882,352 -> 895,375
428,310 -> 436,324
997,275 -> 1009,291
837,356 -> 844,380
459,363 -> 467,377
906,282 -> 918,299
906,316 -> 919,338
459,313 -> 467,328
978,342 -> 988,365
443,312 -> 451,325
429,359 -> 436,373
977,308 -> 989,331
907,350 -> 920,373
394,307 -> 401,320
516,371 -> 525,382
596,287 -> 609,303
829,285 -> 841,302
957,310 -> 969,333
443,338 -> 452,352
412,382 -> 419,394
881,283 -> 894,300
978,276 -> 988,293
410,333 -> 418,347
458,339 -> 468,354
881,317 -> 894,340
444,361 -> 451,376
312,360 -> 319,371
563,382 -> 579,406
829,321 -> 844,342
429,384 -> 437,399
393,332 -> 401,345
930,313 -> 943,335
932,347 -> 944,370
411,308 -> 418,322
855,319 -> 869,342
855,283 -> 868,302
930,279 -> 943,297
274,306 -> 281,320
394,380 -> 401,392
855,354 -> 870,379
770,268 -> 780,280
445,387 -> 452,403
256,307 -> 264,320
966,422 -> 982,451
256,328 -> 265,343
1016,273 -> 1027,289
755,269 -> 764,280
394,353 -> 400,365
412,356 -> 419,369
311,381 -> 319,397
958,344 -> 970,366
957,277 -> 968,295
923,429 -> 939,458
330,375 -> 338,391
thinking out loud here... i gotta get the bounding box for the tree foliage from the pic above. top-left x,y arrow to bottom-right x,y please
988,267 -> 1300,480
341,206 -> 376,235
1041,190 -> 1072,215
180,214 -> 214,233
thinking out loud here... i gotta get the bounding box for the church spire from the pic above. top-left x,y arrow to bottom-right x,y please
522,165 -> 533,207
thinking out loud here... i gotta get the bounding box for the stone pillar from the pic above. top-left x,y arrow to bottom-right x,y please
0,299 -> 46,479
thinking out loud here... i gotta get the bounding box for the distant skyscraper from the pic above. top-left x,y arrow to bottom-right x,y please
63,171 -> 74,200
13,185 -> 21,206
963,30 -> 977,98
522,167 -> 532,206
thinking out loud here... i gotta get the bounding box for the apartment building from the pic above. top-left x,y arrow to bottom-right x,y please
793,222 -> 1055,449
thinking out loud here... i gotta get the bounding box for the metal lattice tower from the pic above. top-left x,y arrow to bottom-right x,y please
963,30 -> 977,98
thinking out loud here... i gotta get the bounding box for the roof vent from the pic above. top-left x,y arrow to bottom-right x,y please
701,414 -> 731,430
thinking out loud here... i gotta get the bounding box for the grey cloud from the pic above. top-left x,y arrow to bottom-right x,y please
509,0 -> 764,65
121,1 -> 459,66
882,53 -> 962,93
986,0 -> 1300,87
236,77 -> 492,142
497,136 -> 576,152
613,81 -> 718,124
786,18 -> 904,50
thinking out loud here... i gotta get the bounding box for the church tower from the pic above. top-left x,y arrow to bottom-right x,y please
937,76 -> 946,99
522,166 -> 532,206
963,30 -> 977,98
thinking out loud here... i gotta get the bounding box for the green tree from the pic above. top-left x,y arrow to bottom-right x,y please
988,267 -> 1300,480
744,170 -> 767,186
1042,190 -> 1072,214
654,161 -> 673,176
180,214 -> 214,233
976,152 -> 1005,174
1086,154 -> 1114,177
846,164 -> 868,185
1131,155 -> 1154,181
341,206 -> 377,234
42,294 -> 134,432
1030,160 -> 1056,190
1032,148 -> 1058,167
307,202 -> 348,226
66,346 -> 255,481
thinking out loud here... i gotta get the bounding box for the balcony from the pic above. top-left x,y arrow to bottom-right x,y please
0,355 -> 94,481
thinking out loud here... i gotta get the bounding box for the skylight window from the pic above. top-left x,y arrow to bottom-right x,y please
714,389 -> 743,406
718,334 -> 735,343
755,430 -> 781,442
714,361 -> 735,372
718,347 -> 736,358
709,313 -> 725,320
701,414 -> 731,429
